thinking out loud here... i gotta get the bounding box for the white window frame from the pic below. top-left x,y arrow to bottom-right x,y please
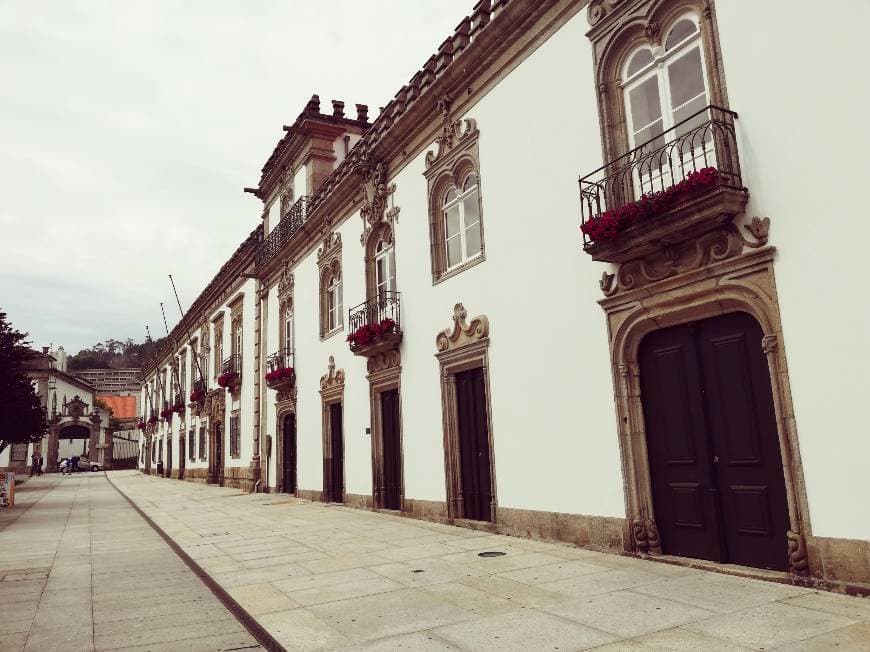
374,240 -> 396,298
622,13 -> 711,151
442,173 -> 482,271
326,274 -> 342,333
283,303 -> 294,354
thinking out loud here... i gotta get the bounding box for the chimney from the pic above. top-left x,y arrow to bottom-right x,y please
331,100 -> 345,118
305,94 -> 321,114
355,104 -> 369,122
42,346 -> 49,354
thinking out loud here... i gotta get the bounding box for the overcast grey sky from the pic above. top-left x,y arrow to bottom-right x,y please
0,0 -> 469,354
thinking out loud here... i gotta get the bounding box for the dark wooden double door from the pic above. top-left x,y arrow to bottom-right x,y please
324,404 -> 344,502
379,389 -> 402,511
640,312 -> 790,571
456,367 -> 493,522
282,414 -> 297,493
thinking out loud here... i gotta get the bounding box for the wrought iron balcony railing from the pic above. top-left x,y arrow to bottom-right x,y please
221,354 -> 242,378
348,291 -> 402,344
578,105 -> 744,249
255,196 -> 309,269
267,348 -> 294,374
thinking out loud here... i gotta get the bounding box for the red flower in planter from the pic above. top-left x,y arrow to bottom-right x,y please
172,401 -> 185,414
347,319 -> 398,347
137,421 -> 147,430
581,167 -> 720,243
217,371 -> 239,388
189,389 -> 205,403
147,415 -> 158,425
160,408 -> 174,420
266,367 -> 295,383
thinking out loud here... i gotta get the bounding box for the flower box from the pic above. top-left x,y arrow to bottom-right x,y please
159,408 -> 173,420
217,371 -> 240,392
189,389 -> 205,403
265,367 -> 295,388
147,415 -> 158,425
581,168 -> 748,263
172,401 -> 185,415
137,421 -> 147,430
347,318 -> 402,357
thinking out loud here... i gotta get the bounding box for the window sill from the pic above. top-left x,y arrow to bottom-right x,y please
433,253 -> 486,286
320,326 -> 344,342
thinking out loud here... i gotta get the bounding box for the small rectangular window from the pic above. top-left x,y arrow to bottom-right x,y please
230,414 -> 241,458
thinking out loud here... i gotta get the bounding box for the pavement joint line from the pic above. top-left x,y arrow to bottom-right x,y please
105,472 -> 283,652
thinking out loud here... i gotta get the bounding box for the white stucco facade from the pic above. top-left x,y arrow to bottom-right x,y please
136,0 -> 870,586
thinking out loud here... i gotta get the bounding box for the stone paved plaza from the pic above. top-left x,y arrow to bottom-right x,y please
0,474 -> 260,651
2,472 -> 870,651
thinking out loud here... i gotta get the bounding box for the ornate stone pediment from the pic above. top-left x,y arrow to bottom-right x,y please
277,261 -> 295,302
354,155 -> 400,246
67,395 -> 88,421
599,219 -> 772,297
425,95 -> 478,169
436,303 -> 489,353
317,232 -> 341,261
319,355 -> 345,391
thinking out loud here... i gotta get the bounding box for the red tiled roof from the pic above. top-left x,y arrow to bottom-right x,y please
97,395 -> 137,419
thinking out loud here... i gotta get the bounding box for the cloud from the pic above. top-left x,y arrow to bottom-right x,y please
0,0 -> 471,352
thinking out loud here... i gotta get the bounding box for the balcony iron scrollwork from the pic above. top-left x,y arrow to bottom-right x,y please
255,196 -> 309,270
265,348 -> 296,391
347,291 -> 402,357
579,105 -> 748,263
218,354 -> 242,392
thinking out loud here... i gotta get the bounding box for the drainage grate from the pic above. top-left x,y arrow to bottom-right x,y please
477,551 -> 506,558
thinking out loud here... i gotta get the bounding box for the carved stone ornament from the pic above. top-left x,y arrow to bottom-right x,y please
425,95 -> 478,169
787,530 -> 809,575
67,395 -> 88,421
354,155 -> 400,247
277,262 -> 295,302
762,333 -> 778,355
632,518 -> 662,554
601,224 -> 745,296
204,389 -> 225,424
319,355 -> 345,390
436,303 -> 490,352
317,232 -> 341,261
743,216 -> 771,247
367,349 -> 401,375
276,383 -> 297,404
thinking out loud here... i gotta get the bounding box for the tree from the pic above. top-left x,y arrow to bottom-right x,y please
0,310 -> 47,454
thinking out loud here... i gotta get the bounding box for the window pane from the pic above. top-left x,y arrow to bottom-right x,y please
445,204 -> 461,238
446,234 -> 462,268
376,256 -> 386,289
626,48 -> 654,76
463,190 -> 480,230
464,220 -> 482,258
444,188 -> 457,205
667,46 -> 705,110
665,19 -> 697,50
463,173 -> 478,191
388,249 -> 396,292
628,76 -> 663,139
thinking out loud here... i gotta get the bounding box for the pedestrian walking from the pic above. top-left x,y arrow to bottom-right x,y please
71,455 -> 79,473
29,453 -> 39,477
37,456 -> 43,476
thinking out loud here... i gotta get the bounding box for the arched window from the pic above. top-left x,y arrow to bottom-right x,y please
326,271 -> 342,333
623,15 -> 708,152
443,172 -> 482,269
374,237 -> 396,298
282,302 -> 294,354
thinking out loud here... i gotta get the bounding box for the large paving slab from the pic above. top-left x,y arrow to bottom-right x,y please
107,470 -> 870,650
0,473 -> 261,652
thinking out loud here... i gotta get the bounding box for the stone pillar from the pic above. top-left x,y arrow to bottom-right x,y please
46,425 -> 60,473
103,429 -> 115,470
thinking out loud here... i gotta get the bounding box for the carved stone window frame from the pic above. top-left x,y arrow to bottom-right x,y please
319,356 -> 345,502
435,303 -> 497,522
424,97 -> 484,285
367,350 -> 403,511
277,263 -> 295,354
317,232 -> 343,340
587,0 -> 729,164
212,311 -> 225,382
602,245 -> 812,576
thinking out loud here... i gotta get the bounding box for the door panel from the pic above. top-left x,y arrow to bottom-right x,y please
456,368 -> 492,522
640,326 -> 722,562
329,403 -> 344,502
697,313 -> 790,571
380,389 -> 402,510
283,414 -> 297,493
640,312 -> 790,571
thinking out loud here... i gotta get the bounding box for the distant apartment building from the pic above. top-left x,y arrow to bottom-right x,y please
72,368 -> 142,394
